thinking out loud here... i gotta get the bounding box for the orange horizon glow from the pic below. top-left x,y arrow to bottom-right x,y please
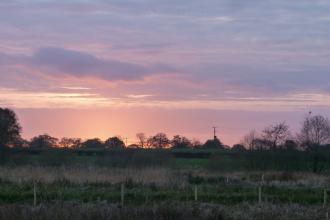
14,107 -> 325,147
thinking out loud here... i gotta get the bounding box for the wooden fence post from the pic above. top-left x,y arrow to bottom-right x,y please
121,183 -> 125,207
324,189 -> 328,208
194,185 -> 198,202
33,181 -> 37,207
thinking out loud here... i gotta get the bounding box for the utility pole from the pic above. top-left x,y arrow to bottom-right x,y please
125,137 -> 128,147
213,126 -> 217,141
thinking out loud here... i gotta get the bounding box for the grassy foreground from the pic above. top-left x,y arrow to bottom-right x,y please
0,166 -> 329,219
0,202 -> 327,220
1,148 -> 330,219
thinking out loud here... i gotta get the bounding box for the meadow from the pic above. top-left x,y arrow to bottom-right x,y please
0,148 -> 330,219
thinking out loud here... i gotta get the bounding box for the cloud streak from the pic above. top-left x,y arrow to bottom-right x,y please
0,0 -> 329,105
31,47 -> 151,81
0,47 -> 175,82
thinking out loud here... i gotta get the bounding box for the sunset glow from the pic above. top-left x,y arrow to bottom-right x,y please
1,0 -> 330,145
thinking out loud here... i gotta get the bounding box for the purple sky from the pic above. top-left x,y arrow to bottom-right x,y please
1,0 -> 330,145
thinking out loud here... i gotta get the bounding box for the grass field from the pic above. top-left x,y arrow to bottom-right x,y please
0,166 -> 328,205
1,149 -> 330,219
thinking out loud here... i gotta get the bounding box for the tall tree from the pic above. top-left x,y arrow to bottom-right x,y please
0,108 -> 22,148
147,133 -> 170,148
262,122 -> 291,150
136,133 -> 147,148
29,134 -> 58,149
171,135 -> 192,149
298,114 -> 330,173
105,136 -> 125,149
299,114 -> 330,147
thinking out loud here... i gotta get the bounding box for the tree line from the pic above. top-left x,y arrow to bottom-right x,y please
239,113 -> 330,152
1,108 -> 330,152
0,108 -> 224,150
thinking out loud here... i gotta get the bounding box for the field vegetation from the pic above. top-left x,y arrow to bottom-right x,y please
1,108 -> 330,219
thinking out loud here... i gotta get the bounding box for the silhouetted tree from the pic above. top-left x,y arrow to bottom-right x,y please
298,114 -> 330,148
81,138 -> 104,149
282,139 -> 298,151
231,144 -> 246,152
251,138 -> 273,150
136,133 -> 147,148
59,137 -> 82,148
147,133 -> 170,148
203,137 -> 224,149
298,114 -> 330,173
171,135 -> 192,149
191,139 -> 203,148
30,134 -> 58,149
0,108 -> 21,148
105,136 -> 125,149
262,122 -> 291,150
12,137 -> 29,148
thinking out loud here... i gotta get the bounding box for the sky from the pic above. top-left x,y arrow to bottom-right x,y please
1,0 -> 330,145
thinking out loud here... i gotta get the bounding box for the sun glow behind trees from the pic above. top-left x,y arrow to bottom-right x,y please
2,108 -> 330,152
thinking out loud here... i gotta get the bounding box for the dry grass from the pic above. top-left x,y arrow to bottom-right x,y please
189,170 -> 330,188
0,166 -> 329,189
0,202 -> 327,220
0,166 -> 329,218
0,166 -> 185,186
222,202 -> 327,220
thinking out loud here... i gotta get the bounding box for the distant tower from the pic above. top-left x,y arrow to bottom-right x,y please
213,126 -> 217,141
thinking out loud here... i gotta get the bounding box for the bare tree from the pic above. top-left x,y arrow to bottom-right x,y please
147,133 -> 170,148
136,133 -> 147,148
262,122 -> 291,150
297,114 -> 330,173
298,114 -> 330,147
171,135 -> 192,148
